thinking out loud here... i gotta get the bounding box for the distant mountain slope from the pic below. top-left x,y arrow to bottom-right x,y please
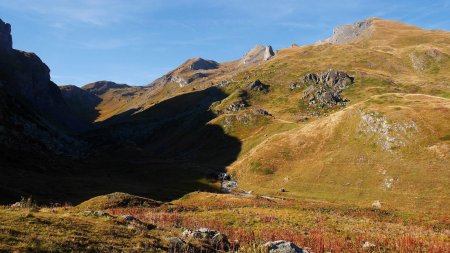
60,85 -> 101,124
81,81 -> 130,96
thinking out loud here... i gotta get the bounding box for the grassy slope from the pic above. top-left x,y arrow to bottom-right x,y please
229,94 -> 450,210
1,192 -> 448,252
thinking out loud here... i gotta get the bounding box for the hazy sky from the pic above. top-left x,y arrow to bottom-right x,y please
1,0 -> 449,86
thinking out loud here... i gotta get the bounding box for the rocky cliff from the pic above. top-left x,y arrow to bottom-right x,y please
0,18 -> 86,156
240,45 -> 275,66
325,19 -> 373,44
0,19 -> 12,52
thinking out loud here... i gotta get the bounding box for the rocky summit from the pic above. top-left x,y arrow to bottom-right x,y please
189,58 -> 219,70
325,18 -> 373,44
240,45 -> 275,65
0,14 -> 449,253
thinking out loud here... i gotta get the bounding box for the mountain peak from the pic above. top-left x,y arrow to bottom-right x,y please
82,81 -> 129,96
188,58 -> 219,70
0,18 -> 12,51
325,18 -> 374,44
240,45 -> 275,66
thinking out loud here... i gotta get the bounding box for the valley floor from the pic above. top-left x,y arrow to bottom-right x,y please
0,192 -> 448,252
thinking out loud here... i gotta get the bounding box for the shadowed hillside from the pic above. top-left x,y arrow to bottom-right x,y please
0,87 -> 241,204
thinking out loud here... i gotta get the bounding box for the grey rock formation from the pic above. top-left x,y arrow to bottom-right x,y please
187,72 -> 208,83
0,19 -> 12,51
326,19 -> 373,44
240,45 -> 275,66
264,240 -> 307,253
189,58 -> 219,70
182,228 -> 230,250
248,80 -> 270,93
253,108 -> 272,116
297,70 -> 353,108
82,81 -> 129,96
226,100 -> 249,112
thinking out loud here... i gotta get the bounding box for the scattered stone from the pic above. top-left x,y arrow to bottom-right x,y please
121,215 -> 155,231
248,80 -> 270,93
182,228 -> 230,250
372,200 -> 382,209
170,75 -> 188,87
253,108 -> 272,116
362,241 -> 376,249
359,111 -> 417,151
383,177 -> 394,189
219,173 -> 238,192
280,188 -> 287,193
409,48 -> 447,72
264,240 -> 307,253
222,180 -> 238,192
83,210 -> 113,218
226,100 -> 249,113
10,202 -> 22,208
217,79 -> 232,88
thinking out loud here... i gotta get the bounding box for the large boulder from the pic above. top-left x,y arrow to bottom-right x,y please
248,80 -> 270,93
182,228 -> 230,250
264,240 -> 307,253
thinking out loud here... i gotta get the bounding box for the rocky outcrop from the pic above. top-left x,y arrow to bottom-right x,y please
187,72 -> 208,83
326,19 -> 373,44
240,45 -> 275,66
264,240 -> 307,253
248,80 -> 270,93
82,81 -> 129,96
293,70 -> 353,108
409,48 -> 448,72
359,111 -> 417,151
182,228 -> 230,250
0,19 -> 12,51
189,58 -> 219,70
218,173 -> 238,192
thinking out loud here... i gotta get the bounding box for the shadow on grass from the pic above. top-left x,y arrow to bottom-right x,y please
0,87 -> 241,204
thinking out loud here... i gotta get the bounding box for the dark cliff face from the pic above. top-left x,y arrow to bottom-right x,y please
0,19 -> 85,133
0,18 -> 88,159
0,19 -> 12,51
